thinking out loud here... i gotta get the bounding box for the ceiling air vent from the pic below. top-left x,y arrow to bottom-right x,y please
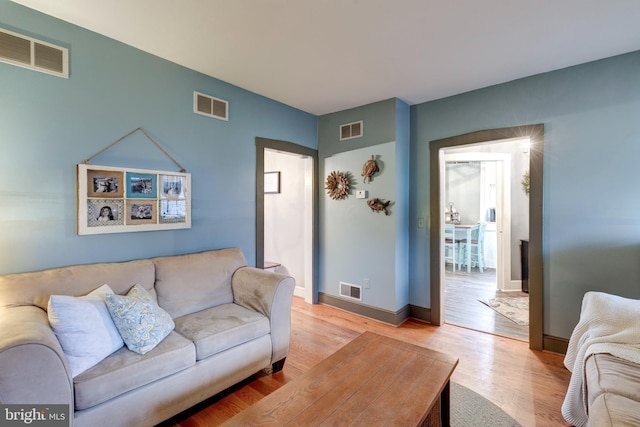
194,91 -> 229,121
340,120 -> 363,141
0,28 -> 68,78
339,281 -> 362,301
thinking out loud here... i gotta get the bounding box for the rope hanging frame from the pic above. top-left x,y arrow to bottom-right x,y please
83,127 -> 186,172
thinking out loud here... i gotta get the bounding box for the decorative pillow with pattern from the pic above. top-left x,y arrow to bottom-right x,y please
106,284 -> 175,354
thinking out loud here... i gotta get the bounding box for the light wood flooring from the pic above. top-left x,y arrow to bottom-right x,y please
445,267 -> 529,341
160,297 -> 570,427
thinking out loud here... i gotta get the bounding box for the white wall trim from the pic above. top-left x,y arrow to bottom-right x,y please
504,280 -> 524,292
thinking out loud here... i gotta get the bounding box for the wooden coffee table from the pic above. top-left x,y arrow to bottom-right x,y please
222,331 -> 458,426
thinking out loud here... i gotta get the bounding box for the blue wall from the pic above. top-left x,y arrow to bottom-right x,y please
318,99 -> 410,311
410,51 -> 640,338
0,1 -> 317,275
394,99 -> 410,308
4,0 -> 640,340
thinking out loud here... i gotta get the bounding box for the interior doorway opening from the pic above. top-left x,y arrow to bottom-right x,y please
264,149 -> 314,302
429,124 -> 544,350
255,137 -> 318,304
442,141 -> 529,341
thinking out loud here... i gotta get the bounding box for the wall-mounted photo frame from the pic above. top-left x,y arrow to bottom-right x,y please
78,164 -> 191,235
87,169 -> 124,198
160,175 -> 186,199
127,200 -> 157,225
160,199 -> 187,223
127,173 -> 157,199
87,199 -> 124,227
264,171 -> 281,194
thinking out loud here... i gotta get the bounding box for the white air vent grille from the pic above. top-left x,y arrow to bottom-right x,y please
339,282 -> 362,301
340,120 -> 363,140
0,28 -> 68,78
194,91 -> 229,121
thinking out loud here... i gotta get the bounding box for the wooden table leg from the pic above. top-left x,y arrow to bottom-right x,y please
441,381 -> 451,426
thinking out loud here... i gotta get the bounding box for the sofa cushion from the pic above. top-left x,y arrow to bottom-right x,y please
174,303 -> 270,361
106,285 -> 175,354
48,284 -> 124,377
153,248 -> 248,318
589,393 -> 640,427
73,331 -> 195,411
586,352 -> 640,426
0,259 -> 155,311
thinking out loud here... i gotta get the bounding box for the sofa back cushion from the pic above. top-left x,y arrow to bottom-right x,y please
0,259 -> 155,310
153,248 -> 247,318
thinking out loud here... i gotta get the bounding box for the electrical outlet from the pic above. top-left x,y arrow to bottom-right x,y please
364,278 -> 370,289
356,190 -> 367,199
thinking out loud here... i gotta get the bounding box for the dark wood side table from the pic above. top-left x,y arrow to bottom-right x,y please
520,239 -> 529,293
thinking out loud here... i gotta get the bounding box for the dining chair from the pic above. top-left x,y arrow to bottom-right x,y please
459,223 -> 486,272
444,223 -> 460,271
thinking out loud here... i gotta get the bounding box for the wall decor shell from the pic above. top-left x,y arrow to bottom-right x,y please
361,155 -> 380,183
325,171 -> 350,200
367,197 -> 391,215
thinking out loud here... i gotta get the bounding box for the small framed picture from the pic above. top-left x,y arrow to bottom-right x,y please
127,173 -> 157,199
87,169 -> 124,198
160,199 -> 187,223
87,199 -> 124,227
127,200 -> 156,225
264,171 -> 281,194
160,175 -> 186,199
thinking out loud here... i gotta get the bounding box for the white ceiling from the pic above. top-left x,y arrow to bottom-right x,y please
11,0 -> 640,115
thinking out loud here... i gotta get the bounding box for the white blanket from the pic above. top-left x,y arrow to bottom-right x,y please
561,291 -> 640,427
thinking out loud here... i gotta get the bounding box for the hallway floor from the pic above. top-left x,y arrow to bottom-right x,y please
444,267 -> 529,341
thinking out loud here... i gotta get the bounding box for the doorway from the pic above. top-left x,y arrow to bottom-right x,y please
442,146 -> 529,341
255,137 -> 318,303
429,125 -> 544,350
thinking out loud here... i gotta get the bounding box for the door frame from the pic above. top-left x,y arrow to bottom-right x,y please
255,137 -> 319,303
429,124 -> 544,350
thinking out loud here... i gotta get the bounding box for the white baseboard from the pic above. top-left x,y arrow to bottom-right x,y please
502,279 -> 523,292
293,286 -> 305,298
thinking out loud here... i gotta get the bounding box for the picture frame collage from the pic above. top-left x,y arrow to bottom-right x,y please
77,164 -> 191,235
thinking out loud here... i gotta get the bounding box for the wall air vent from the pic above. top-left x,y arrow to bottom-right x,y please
339,281 -> 362,301
194,91 -> 229,121
340,120 -> 363,141
0,28 -> 68,78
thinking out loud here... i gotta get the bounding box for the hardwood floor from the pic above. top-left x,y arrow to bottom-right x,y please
445,267 -> 529,341
160,297 -> 571,427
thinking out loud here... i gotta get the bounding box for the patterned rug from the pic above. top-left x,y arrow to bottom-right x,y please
452,382 -> 521,426
479,297 -> 529,326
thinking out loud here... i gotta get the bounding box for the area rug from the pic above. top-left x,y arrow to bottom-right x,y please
451,382 -> 522,426
479,297 -> 529,326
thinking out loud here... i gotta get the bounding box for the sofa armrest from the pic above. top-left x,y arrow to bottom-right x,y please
231,267 -> 295,364
0,306 -> 73,407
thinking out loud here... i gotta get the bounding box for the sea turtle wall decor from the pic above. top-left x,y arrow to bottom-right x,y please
367,197 -> 391,215
361,155 -> 380,183
325,170 -> 350,200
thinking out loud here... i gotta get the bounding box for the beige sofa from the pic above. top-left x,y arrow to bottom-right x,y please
0,248 -> 295,427
562,291 -> 640,427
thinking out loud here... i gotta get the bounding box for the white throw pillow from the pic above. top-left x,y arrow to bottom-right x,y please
48,284 -> 124,377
